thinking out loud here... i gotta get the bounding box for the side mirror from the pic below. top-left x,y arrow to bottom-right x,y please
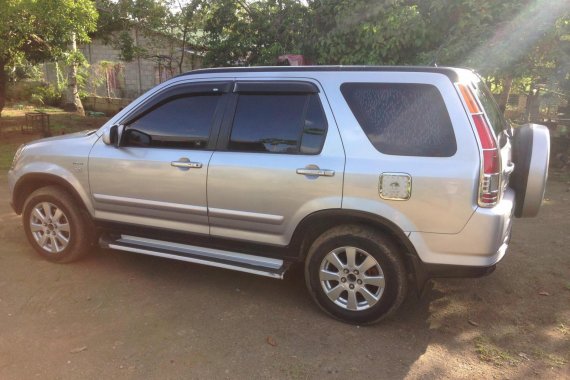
102,125 -> 124,147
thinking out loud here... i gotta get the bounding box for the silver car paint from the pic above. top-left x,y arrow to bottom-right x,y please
207,78 -> 345,245
8,68 -> 517,268
410,188 -> 515,266
9,131 -> 99,214
88,141 -> 213,235
317,71 -> 481,234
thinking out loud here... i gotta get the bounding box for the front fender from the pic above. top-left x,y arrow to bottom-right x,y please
11,163 -> 94,216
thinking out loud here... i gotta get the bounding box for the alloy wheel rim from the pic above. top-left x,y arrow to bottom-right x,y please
29,202 -> 70,253
319,246 -> 385,311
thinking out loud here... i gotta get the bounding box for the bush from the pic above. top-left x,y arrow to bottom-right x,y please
6,81 -> 40,101
7,81 -> 63,107
30,84 -> 63,107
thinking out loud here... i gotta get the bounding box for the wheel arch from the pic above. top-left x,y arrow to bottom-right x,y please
290,209 -> 426,293
12,173 -> 89,216
291,209 -> 415,259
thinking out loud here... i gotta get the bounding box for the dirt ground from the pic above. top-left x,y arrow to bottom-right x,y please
0,137 -> 568,379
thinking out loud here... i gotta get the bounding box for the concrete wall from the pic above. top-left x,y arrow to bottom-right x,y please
79,32 -> 203,99
82,96 -> 133,116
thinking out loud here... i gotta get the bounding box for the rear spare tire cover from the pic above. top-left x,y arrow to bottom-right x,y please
511,124 -> 550,218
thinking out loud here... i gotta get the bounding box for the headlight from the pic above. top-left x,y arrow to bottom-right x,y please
10,144 -> 26,170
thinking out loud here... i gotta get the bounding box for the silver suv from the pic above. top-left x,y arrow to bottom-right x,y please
8,67 -> 550,324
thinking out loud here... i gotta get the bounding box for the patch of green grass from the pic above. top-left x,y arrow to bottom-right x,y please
533,348 -> 569,367
565,282 -> 570,291
0,142 -> 21,171
49,124 -> 67,133
33,106 -> 65,114
475,336 -> 520,367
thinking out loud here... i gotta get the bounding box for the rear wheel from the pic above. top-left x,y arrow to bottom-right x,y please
22,186 -> 93,263
305,225 -> 408,325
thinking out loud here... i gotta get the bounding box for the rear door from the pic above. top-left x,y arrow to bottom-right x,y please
207,80 -> 345,246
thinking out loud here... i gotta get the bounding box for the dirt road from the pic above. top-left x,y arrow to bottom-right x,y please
0,173 -> 568,379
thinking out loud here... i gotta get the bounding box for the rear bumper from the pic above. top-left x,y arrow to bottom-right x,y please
409,188 -> 515,268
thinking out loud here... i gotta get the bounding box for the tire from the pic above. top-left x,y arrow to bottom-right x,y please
304,225 -> 408,325
511,124 -> 550,218
22,186 -> 93,263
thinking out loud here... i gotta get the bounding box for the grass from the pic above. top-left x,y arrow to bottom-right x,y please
475,336 -> 520,367
532,348 -> 569,368
50,124 -> 68,134
1,105 -> 63,117
0,141 -> 22,171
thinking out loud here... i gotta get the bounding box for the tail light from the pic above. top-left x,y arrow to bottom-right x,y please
457,84 -> 501,207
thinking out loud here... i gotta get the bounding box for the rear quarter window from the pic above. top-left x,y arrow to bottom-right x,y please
474,80 -> 506,136
341,83 -> 457,157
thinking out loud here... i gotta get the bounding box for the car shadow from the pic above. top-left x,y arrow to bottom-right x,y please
69,247 -> 443,378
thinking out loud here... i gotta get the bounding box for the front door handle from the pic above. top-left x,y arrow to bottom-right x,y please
171,158 -> 202,169
296,168 -> 335,177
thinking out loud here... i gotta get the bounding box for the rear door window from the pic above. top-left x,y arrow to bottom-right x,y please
228,93 -> 327,154
341,83 -> 456,157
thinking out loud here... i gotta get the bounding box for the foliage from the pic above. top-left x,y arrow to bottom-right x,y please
306,0 -> 427,65
30,84 -> 63,107
0,0 -> 98,65
0,0 -> 98,115
200,0 -> 308,66
94,0 -> 172,62
3,0 -> 566,113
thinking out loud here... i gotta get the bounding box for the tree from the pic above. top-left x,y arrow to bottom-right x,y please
94,0 -> 200,89
306,0 -> 568,113
306,0 -> 427,65
418,0 -> 569,109
200,0 -> 308,66
171,0 -> 204,73
0,0 -> 98,116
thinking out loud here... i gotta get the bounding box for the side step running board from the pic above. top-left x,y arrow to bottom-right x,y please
99,234 -> 288,279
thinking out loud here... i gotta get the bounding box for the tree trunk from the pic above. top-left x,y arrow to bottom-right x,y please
498,76 -> 513,115
0,60 -> 7,117
178,26 -> 187,74
135,27 -> 143,96
62,33 -> 85,115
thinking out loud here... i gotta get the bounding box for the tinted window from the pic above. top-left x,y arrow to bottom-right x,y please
229,94 -> 327,154
301,95 -> 328,154
474,80 -> 505,135
124,95 -> 220,149
341,83 -> 456,157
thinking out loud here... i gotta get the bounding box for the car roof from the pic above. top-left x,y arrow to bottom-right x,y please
177,65 -> 467,81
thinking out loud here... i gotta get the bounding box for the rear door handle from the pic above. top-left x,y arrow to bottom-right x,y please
171,159 -> 202,169
296,168 -> 335,177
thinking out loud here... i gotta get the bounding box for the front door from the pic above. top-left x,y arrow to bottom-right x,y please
89,81 -> 230,235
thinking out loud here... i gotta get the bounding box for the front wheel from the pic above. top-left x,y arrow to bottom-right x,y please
305,225 -> 408,325
22,186 -> 93,263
